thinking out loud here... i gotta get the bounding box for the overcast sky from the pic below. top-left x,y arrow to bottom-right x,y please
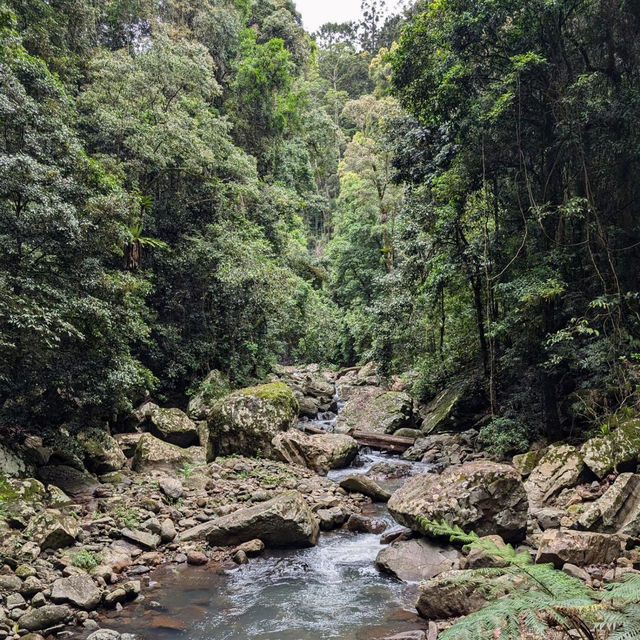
296,0 -> 404,33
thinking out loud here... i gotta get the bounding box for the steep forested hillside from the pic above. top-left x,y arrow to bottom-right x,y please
2,0 -> 640,457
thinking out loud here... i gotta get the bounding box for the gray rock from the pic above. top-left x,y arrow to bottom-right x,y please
77,430 -> 126,474
120,528 -> 161,550
205,491 -> 319,548
271,430 -> 358,474
24,510 -> 79,549
87,629 -> 122,640
51,574 -> 101,610
160,519 -> 177,543
158,477 -> 183,500
0,575 -> 22,594
17,604 -> 71,631
388,461 -> 528,542
334,387 -> 413,435
536,529 -> 624,567
339,474 -> 391,502
206,383 -> 299,460
36,465 -> 97,496
376,538 -> 459,582
150,408 -> 199,448
132,433 -> 203,473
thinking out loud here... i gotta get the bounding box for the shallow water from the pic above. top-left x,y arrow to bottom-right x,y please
99,516 -> 422,640
98,409 -> 430,639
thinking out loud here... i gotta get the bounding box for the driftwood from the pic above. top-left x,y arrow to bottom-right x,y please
299,424 -> 415,453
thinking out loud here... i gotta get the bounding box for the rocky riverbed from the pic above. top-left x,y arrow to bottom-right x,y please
2,363 -> 640,639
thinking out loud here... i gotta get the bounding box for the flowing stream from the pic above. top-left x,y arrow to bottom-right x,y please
97,409 -> 429,639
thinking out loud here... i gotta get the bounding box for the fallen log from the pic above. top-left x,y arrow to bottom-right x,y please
298,423 -> 415,453
351,430 -> 415,453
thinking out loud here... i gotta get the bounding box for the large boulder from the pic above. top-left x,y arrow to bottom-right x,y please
25,510 -> 79,549
271,430 -> 358,474
524,444 -> 584,508
51,574 -> 101,610
187,370 -> 231,420
273,365 -> 336,417
204,491 -> 319,548
334,387 -> 412,435
536,529 -> 624,567
18,605 -> 71,631
206,383 -> 299,460
376,538 -> 459,582
149,408 -> 199,448
388,461 -> 528,542
77,429 -> 126,474
577,473 -> 640,535
0,443 -> 31,477
132,433 -> 203,473
416,570 -> 514,619
37,464 -> 98,496
581,419 -> 640,479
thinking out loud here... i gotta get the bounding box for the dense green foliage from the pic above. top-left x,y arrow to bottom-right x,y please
2,0 -> 640,448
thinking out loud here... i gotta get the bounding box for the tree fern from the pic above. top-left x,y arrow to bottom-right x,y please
416,517 -> 640,640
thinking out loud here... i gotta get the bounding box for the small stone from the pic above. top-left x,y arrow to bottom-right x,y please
120,528 -> 161,550
158,477 -> 183,500
160,519 -> 176,543
232,550 -> 248,565
235,539 -> 265,557
51,574 -> 101,611
103,588 -> 127,608
563,563 -> 591,583
6,593 -> 25,610
186,551 -> 208,566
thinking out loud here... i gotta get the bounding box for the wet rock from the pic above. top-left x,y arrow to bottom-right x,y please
382,632 -> 426,640
205,491 -> 319,548
232,549 -> 248,564
150,408 -> 199,448
536,529 -> 624,567
17,605 -> 71,631
271,430 -> 358,474
51,574 -> 101,610
187,370 -> 231,420
339,474 -> 391,502
186,551 -> 208,565
334,387 -> 412,435
388,461 -> 528,542
401,431 -> 476,469
581,419 -> 640,479
120,528 -> 161,550
380,527 -> 414,545
151,615 -> 188,631
25,510 -> 79,549
316,506 -> 347,531
77,430 -> 126,474
132,433 -> 202,473
524,444 -> 584,508
376,538 -> 459,582
416,570 -> 514,619
367,460 -> 412,479
206,383 -> 299,460
344,514 -> 386,534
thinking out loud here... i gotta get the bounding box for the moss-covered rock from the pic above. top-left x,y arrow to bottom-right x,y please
132,433 -> 203,473
581,419 -> 640,478
149,408 -> 199,447
77,429 -> 126,474
512,449 -> 546,477
0,443 -> 31,478
187,370 -> 231,420
25,509 -> 79,549
334,386 -> 413,435
206,382 -> 299,460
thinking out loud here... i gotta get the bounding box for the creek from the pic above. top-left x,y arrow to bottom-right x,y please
96,412 -> 429,639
